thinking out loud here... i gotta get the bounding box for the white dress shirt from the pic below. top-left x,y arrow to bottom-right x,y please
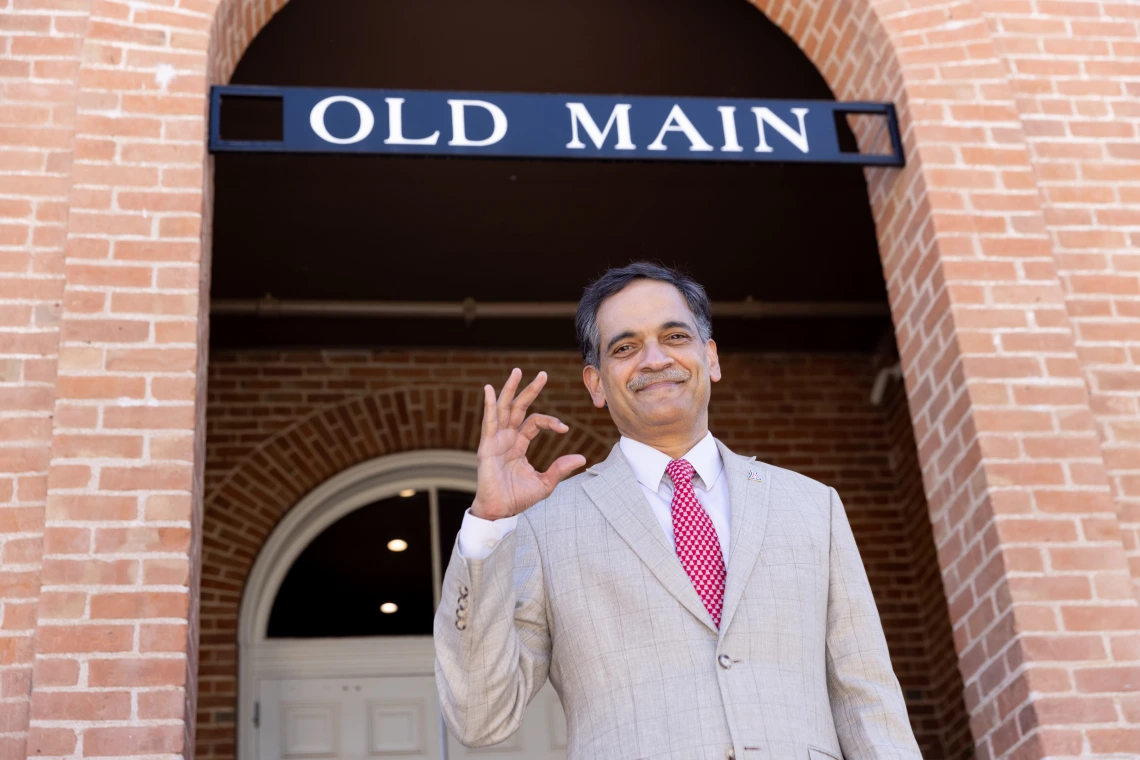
457,431 -> 731,566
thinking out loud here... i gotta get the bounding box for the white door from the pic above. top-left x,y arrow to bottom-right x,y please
258,675 -> 564,760
246,471 -> 566,760
260,676 -> 444,760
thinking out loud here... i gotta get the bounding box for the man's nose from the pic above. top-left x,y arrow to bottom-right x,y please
639,341 -> 672,370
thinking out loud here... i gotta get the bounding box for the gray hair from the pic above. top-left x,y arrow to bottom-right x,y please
574,262 -> 713,367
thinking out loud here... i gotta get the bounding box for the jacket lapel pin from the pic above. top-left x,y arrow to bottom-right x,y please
747,468 -> 762,482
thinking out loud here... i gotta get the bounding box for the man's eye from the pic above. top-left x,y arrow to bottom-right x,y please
614,345 -> 632,354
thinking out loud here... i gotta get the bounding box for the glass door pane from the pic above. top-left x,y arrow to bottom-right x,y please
267,490 -> 435,637
436,489 -> 476,569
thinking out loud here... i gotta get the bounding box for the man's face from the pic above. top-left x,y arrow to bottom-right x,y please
583,279 -> 721,438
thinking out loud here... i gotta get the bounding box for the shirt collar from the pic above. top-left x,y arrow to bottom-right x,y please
619,432 -> 723,492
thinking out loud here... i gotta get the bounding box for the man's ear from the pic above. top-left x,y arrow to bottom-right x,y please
582,364 -> 607,408
707,339 -> 722,383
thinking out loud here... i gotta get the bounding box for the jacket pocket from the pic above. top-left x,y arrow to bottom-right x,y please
808,747 -> 841,760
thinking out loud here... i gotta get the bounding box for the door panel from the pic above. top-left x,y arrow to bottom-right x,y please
370,700 -> 431,754
281,702 -> 340,758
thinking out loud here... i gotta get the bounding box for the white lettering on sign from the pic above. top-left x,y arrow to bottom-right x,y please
565,103 -> 636,150
304,94 -> 814,156
383,98 -> 440,145
752,107 -> 810,153
447,99 -> 508,147
309,96 -> 375,145
717,106 -> 744,152
647,104 -> 714,152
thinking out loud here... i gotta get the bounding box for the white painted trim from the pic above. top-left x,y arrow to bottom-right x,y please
237,450 -> 477,760
249,637 -> 437,679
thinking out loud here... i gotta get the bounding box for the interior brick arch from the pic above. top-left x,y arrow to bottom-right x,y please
195,384 -> 613,755
202,381 -> 613,561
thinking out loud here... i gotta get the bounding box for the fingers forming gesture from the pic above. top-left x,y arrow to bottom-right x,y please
470,369 -> 587,521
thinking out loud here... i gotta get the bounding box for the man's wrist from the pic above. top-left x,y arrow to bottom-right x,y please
469,497 -> 509,521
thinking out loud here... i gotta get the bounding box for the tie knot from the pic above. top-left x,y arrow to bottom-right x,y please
666,458 -> 695,484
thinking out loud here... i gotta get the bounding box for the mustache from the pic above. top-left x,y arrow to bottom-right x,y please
627,368 -> 692,392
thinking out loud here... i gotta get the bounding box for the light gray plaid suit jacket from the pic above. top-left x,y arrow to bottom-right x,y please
434,440 -> 922,760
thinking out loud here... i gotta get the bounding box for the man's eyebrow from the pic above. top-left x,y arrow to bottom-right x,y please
605,330 -> 637,353
661,320 -> 695,332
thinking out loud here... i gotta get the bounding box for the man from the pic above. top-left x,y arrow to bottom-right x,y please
434,262 -> 922,759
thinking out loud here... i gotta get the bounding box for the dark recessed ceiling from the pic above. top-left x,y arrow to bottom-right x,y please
211,0 -> 893,352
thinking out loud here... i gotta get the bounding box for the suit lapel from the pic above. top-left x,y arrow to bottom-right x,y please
583,444 -> 718,633
717,440 -> 771,637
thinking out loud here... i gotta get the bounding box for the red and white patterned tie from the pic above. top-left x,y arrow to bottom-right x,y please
666,458 -> 726,628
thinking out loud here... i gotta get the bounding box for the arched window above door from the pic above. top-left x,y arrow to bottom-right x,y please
267,486 -> 474,638
239,450 -> 478,647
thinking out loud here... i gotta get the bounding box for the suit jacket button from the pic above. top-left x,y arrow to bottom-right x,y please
727,749 -> 735,760
458,597 -> 468,610
456,619 -> 467,631
459,584 -> 469,595
717,654 -> 733,669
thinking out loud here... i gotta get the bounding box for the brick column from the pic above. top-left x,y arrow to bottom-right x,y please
974,0 -> 1140,604
0,0 -> 90,755
23,0 -> 212,757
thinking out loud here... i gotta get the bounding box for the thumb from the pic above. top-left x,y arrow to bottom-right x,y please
539,454 -> 587,489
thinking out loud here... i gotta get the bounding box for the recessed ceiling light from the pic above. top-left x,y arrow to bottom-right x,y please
380,602 -> 398,614
398,489 -> 415,498
387,539 -> 408,552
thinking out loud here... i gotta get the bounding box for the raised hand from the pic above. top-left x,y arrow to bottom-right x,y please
470,369 -> 587,521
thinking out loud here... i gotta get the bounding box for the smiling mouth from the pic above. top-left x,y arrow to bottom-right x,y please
637,380 -> 682,392
627,369 -> 692,393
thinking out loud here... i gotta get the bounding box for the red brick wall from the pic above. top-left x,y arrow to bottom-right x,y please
975,0 -> 1140,605
197,349 -> 969,760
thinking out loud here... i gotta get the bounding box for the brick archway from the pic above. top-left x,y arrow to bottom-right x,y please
203,384 -> 612,532
15,0 -> 1137,756
200,383 -> 612,579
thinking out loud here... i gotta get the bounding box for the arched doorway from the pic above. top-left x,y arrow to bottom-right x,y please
198,0 -> 972,758
238,450 -> 565,759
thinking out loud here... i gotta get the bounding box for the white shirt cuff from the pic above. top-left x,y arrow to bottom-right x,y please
456,508 -> 518,560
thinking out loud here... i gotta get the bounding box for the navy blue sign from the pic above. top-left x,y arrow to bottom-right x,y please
209,86 -> 903,167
